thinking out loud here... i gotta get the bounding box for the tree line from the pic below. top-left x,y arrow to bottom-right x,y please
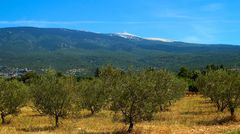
197,69 -> 240,119
177,64 -> 225,93
177,64 -> 240,119
0,66 -> 187,133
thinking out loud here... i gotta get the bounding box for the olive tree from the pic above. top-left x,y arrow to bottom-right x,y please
110,72 -> 156,133
197,70 -> 228,112
110,70 -> 186,133
98,65 -> 124,104
31,69 -> 76,127
197,70 -> 240,118
77,78 -> 107,115
150,70 -> 187,111
0,79 -> 29,124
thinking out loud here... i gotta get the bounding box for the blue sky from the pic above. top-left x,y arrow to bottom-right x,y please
0,0 -> 239,44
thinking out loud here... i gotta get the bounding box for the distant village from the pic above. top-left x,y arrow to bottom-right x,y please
0,66 -> 89,78
0,66 -> 31,78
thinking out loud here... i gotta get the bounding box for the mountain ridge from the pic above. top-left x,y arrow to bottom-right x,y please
0,26 -> 239,75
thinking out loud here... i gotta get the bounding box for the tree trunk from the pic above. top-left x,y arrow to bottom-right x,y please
168,101 -> 172,106
230,107 -> 235,119
220,102 -> 226,112
220,107 -> 225,112
90,107 -> 95,115
1,113 -> 5,124
216,103 -> 220,111
127,117 -> 134,133
160,105 -> 164,111
55,114 -> 59,128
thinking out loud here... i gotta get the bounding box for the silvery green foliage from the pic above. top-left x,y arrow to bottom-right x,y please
100,66 -> 187,133
0,79 -> 29,124
77,78 -> 107,114
197,70 -> 240,117
31,69 -> 76,127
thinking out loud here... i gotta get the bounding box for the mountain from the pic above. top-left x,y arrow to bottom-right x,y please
0,27 -> 240,75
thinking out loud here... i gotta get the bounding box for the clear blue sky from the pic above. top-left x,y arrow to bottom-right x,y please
0,0 -> 239,44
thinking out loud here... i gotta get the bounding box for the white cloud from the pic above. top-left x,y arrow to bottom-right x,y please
1,19 -> 239,27
0,20 -> 108,25
154,9 -> 194,19
182,36 -> 202,43
202,3 -> 223,11
0,20 -> 173,27
180,23 -> 219,44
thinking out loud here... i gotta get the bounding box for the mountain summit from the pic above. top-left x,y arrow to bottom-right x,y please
145,37 -> 174,42
113,32 -> 173,42
115,32 -> 140,39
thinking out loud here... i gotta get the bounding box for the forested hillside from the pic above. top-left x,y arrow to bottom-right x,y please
0,27 -> 240,75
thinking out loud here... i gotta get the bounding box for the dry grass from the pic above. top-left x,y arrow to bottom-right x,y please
1,95 -> 240,134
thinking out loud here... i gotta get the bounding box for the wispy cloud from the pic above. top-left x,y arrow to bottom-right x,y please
0,20 -> 173,27
181,36 -> 202,43
181,23 -> 219,44
1,19 -> 240,27
153,9 -> 194,19
202,3 -> 224,11
0,20 -> 109,25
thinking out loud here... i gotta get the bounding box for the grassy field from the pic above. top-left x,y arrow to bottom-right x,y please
0,95 -> 240,134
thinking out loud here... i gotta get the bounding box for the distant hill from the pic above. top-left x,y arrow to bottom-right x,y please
0,27 -> 240,75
